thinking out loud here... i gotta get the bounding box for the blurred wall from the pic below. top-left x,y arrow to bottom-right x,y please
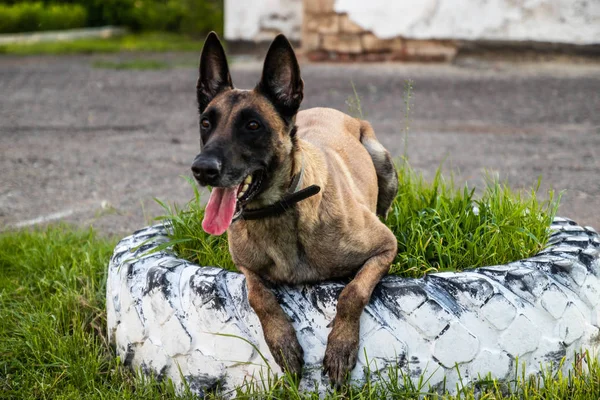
225,0 -> 302,42
225,0 -> 599,47
334,0 -> 600,45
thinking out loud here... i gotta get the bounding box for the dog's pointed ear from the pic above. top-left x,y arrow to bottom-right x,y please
256,34 -> 304,122
197,32 -> 233,113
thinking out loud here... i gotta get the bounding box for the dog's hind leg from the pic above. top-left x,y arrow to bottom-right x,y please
359,121 -> 398,218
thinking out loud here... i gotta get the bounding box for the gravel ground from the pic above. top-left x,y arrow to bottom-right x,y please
1,53 -> 599,236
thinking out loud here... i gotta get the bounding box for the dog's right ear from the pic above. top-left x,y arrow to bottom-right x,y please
197,32 -> 233,113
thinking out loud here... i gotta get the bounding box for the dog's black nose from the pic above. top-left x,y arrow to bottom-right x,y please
191,156 -> 222,185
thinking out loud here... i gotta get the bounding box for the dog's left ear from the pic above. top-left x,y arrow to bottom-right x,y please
197,31 -> 233,113
256,34 -> 304,123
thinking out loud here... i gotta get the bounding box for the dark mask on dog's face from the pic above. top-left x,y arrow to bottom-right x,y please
191,32 -> 304,235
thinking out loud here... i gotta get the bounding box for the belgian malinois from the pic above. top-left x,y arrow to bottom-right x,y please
191,32 -> 398,386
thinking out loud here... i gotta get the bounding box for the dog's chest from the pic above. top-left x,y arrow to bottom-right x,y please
229,217 -> 367,285
228,218 -> 328,284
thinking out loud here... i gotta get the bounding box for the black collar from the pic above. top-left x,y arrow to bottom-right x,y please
238,184 -> 321,220
233,158 -> 321,221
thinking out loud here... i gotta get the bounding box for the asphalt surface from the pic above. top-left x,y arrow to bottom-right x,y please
1,53 -> 599,236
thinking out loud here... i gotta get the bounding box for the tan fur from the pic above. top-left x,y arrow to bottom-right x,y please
196,29 -> 397,387
229,107 -> 398,385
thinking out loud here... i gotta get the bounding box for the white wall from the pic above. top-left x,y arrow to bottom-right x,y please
225,0 -> 302,42
225,0 -> 600,45
334,0 -> 600,45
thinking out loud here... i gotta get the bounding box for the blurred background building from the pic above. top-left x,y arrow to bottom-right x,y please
2,0 -> 597,61
225,0 -> 600,61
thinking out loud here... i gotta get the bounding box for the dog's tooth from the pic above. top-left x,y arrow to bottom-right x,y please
237,191 -> 244,199
242,184 -> 249,192
245,175 -> 252,184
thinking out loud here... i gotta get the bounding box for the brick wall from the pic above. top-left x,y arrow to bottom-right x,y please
302,0 -> 457,62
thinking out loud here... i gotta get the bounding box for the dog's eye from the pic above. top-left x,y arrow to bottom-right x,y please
246,121 -> 260,131
200,118 -> 211,129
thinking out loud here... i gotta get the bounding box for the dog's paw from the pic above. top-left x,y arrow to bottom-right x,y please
323,320 -> 359,388
264,324 -> 304,378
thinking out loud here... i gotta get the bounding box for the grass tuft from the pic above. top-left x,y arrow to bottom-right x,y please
387,162 -> 560,277
156,167 -> 560,277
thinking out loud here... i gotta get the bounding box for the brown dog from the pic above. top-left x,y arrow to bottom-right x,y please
191,32 -> 398,386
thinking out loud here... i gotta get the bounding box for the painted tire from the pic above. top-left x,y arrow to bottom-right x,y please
106,217 -> 600,396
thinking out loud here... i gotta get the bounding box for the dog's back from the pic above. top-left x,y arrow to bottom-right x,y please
297,107 -> 398,218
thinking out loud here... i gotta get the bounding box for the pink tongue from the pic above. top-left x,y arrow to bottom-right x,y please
202,186 -> 239,235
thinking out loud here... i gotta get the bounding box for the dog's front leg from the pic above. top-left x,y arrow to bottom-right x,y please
239,266 -> 304,377
323,245 -> 397,387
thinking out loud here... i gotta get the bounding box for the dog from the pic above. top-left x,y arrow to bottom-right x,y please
191,32 -> 398,387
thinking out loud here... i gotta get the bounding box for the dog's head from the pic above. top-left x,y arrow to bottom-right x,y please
191,32 -> 304,235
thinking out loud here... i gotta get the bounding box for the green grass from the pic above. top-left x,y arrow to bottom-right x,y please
2,225 -> 600,399
155,168 -> 560,278
0,32 -> 203,55
0,226 -> 194,398
386,165 -> 560,277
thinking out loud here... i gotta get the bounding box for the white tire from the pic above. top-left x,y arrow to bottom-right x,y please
106,217 -> 600,396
